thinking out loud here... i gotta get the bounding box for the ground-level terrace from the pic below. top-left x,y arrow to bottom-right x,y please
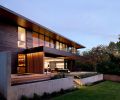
9,45 -> 81,86
0,51 -> 74,100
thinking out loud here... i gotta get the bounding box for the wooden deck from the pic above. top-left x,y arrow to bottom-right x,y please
11,73 -> 56,85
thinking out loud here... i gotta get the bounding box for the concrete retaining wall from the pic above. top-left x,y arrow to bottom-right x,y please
0,52 -> 74,100
10,77 -> 74,100
0,51 -> 11,100
75,74 -> 103,85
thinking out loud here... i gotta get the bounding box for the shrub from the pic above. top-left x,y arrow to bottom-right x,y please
0,94 -> 6,100
75,62 -> 95,72
33,93 -> 41,100
21,95 -> 29,100
21,88 -> 77,100
97,61 -> 120,75
50,91 -> 58,97
60,89 -> 65,94
41,92 -> 50,99
96,53 -> 120,75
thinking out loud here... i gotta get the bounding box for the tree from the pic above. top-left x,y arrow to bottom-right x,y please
80,45 -> 111,71
108,42 -> 117,54
77,35 -> 120,72
84,45 -> 110,63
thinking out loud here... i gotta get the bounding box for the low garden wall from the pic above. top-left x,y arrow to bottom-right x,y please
10,77 -> 74,100
103,74 -> 120,82
74,74 -> 103,85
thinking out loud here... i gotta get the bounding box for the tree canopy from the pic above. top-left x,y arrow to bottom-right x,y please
76,35 -> 120,74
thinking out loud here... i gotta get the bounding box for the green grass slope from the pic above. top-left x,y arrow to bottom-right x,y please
53,81 -> 120,100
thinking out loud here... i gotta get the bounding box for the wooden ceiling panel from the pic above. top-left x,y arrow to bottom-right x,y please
0,6 -> 85,49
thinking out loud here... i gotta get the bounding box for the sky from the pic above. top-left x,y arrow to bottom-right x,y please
0,0 -> 120,52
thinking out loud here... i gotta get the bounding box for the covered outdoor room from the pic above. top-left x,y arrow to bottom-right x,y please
11,52 -> 74,85
17,52 -> 71,74
11,45 -> 78,85
11,52 -> 56,85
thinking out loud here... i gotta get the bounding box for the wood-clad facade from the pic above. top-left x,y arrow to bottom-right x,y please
27,52 -> 44,73
0,6 -> 85,74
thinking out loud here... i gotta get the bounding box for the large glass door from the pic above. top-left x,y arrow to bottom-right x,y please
18,54 -> 26,73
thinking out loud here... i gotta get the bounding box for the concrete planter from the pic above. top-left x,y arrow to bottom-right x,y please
10,77 -> 74,100
74,74 -> 103,85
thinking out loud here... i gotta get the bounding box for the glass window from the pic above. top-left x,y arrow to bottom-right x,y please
71,47 -> 74,53
39,34 -> 44,46
45,36 -> 49,47
18,27 -> 26,48
32,32 -> 39,47
68,47 -> 72,52
56,41 -> 59,49
62,43 -> 66,51
71,47 -> 76,53
18,54 -> 26,67
60,42 -> 63,50
74,47 -> 77,54
18,54 -> 26,73
50,38 -> 54,48
65,44 -> 68,51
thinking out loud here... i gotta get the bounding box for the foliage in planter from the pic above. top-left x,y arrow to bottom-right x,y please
50,73 -> 66,80
74,73 -> 99,79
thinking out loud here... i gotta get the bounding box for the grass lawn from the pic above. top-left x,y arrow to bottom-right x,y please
53,81 -> 120,100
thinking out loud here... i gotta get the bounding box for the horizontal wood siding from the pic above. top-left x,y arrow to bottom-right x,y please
0,22 -> 18,51
0,22 -> 18,73
27,52 -> 44,73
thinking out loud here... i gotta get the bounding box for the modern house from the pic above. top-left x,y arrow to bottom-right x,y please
0,5 -> 84,75
0,6 -> 85,100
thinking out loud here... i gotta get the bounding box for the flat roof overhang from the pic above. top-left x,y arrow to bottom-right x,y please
23,46 -> 81,59
0,6 -> 85,49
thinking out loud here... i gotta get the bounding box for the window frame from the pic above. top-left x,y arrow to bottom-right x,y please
18,26 -> 26,48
